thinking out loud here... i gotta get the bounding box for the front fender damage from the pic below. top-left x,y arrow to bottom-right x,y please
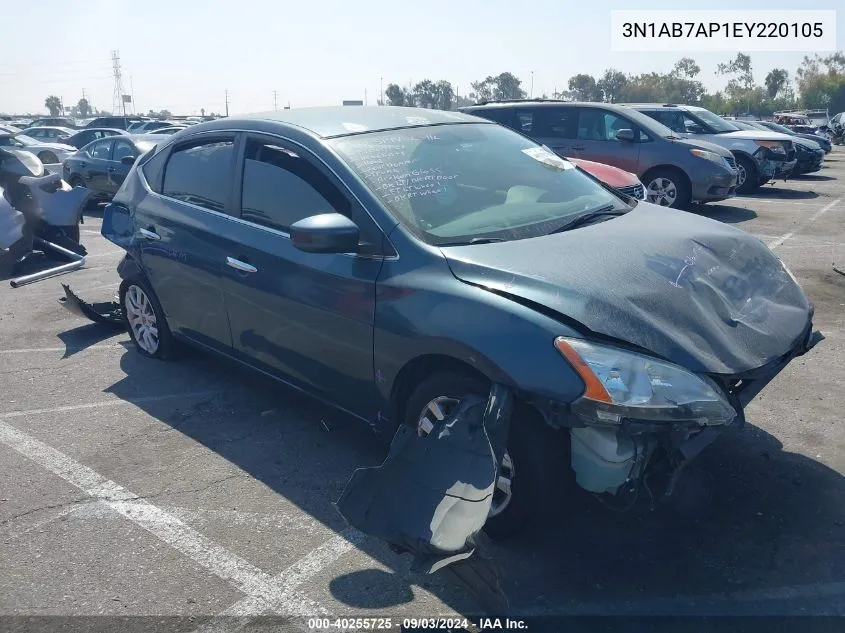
337,383 -> 513,613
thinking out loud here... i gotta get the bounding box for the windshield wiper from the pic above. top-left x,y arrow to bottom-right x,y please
545,205 -> 628,235
440,237 -> 506,246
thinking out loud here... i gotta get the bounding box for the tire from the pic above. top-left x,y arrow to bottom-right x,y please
735,154 -> 760,194
37,151 -> 58,165
120,277 -> 176,360
69,176 -> 85,189
404,370 -> 565,539
643,168 -> 691,209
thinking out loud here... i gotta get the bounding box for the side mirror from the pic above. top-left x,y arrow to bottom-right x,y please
685,124 -> 704,134
120,155 -> 138,165
290,213 -> 359,254
615,128 -> 636,142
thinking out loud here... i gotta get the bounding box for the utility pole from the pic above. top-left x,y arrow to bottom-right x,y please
130,75 -> 135,114
380,76 -> 383,105
364,88 -> 368,106
530,71 -> 534,99
273,90 -> 278,110
224,90 -> 229,117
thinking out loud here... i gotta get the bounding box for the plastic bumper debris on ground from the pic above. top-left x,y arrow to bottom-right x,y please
337,383 -> 514,613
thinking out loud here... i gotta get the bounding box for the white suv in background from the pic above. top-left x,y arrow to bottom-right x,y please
627,103 -> 798,193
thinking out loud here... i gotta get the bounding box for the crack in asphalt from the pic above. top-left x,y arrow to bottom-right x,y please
0,495 -> 88,526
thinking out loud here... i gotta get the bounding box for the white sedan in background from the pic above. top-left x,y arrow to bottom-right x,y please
0,125 -> 76,164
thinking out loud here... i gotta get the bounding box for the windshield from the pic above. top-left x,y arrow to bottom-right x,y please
765,122 -> 798,135
693,108 -> 739,133
331,123 -> 628,246
14,134 -> 39,145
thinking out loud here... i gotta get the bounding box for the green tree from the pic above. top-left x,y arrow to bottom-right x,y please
385,83 -> 409,106
764,69 -> 789,100
671,57 -> 700,79
433,80 -> 454,111
470,72 -> 526,102
597,69 -> 627,103
717,53 -> 755,113
77,97 -> 91,117
567,74 -> 599,101
411,80 -> 438,109
44,95 -> 62,116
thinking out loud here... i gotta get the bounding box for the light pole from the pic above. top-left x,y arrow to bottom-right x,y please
380,76 -> 383,106
530,71 -> 534,99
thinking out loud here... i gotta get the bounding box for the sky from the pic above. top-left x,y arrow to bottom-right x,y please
0,0 -> 841,116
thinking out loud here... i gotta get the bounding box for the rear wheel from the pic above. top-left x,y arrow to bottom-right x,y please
735,154 -> 760,194
120,278 -> 176,360
404,370 -> 563,539
643,169 -> 691,209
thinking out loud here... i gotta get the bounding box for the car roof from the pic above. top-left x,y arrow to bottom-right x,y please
74,127 -> 127,134
622,103 -> 705,111
220,106 -> 482,139
26,125 -> 75,132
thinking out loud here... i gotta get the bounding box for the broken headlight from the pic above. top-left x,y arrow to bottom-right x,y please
555,337 -> 736,426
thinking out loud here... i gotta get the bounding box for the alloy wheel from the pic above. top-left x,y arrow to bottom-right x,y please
124,285 -> 159,355
417,396 -> 515,517
736,162 -> 747,187
646,177 -> 678,207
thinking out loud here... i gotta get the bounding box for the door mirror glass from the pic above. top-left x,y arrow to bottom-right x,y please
120,154 -> 138,165
290,213 -> 359,254
685,123 -> 705,134
615,128 -> 636,142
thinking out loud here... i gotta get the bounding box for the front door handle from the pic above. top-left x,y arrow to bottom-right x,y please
226,257 -> 257,273
139,228 -> 161,241
570,145 -> 586,151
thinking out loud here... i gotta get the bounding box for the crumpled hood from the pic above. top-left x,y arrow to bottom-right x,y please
441,203 -> 812,375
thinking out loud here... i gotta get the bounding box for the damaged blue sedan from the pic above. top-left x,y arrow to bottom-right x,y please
91,106 -> 818,538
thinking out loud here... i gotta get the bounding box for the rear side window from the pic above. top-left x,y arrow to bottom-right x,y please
162,140 -> 235,212
240,139 -> 349,232
531,108 -> 577,139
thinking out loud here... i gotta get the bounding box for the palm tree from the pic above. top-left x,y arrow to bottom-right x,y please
44,95 -> 62,116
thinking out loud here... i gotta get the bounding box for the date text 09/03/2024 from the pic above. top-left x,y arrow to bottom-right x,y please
307,617 -> 529,631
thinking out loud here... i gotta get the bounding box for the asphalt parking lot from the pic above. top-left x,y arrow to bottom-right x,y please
1,150 -> 844,629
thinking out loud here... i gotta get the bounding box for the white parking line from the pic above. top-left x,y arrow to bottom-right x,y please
0,343 -> 123,355
0,390 -> 224,419
767,197 -> 841,250
0,416 -> 363,621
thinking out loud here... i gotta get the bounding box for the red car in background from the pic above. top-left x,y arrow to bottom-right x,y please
568,157 -> 645,200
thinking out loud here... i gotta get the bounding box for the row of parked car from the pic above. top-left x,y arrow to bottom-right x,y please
460,101 -> 835,209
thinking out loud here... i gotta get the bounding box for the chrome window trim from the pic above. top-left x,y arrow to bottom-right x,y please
137,128 -> 396,261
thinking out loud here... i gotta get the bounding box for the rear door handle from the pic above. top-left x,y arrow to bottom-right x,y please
139,228 -> 161,241
226,257 -> 257,273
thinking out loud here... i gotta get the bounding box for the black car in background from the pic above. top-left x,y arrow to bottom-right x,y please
63,128 -> 127,149
26,117 -> 78,129
84,116 -> 148,131
757,121 -> 832,154
63,134 -> 163,200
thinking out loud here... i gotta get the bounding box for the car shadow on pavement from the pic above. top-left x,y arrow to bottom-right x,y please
55,323 -> 125,358
690,205 -> 757,224
793,174 -> 835,182
101,345 -> 845,617
741,188 -> 819,200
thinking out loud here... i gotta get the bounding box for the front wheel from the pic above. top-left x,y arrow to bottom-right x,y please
120,278 -> 176,359
405,371 -> 565,538
37,151 -> 58,165
643,169 -> 691,209
735,155 -> 760,194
